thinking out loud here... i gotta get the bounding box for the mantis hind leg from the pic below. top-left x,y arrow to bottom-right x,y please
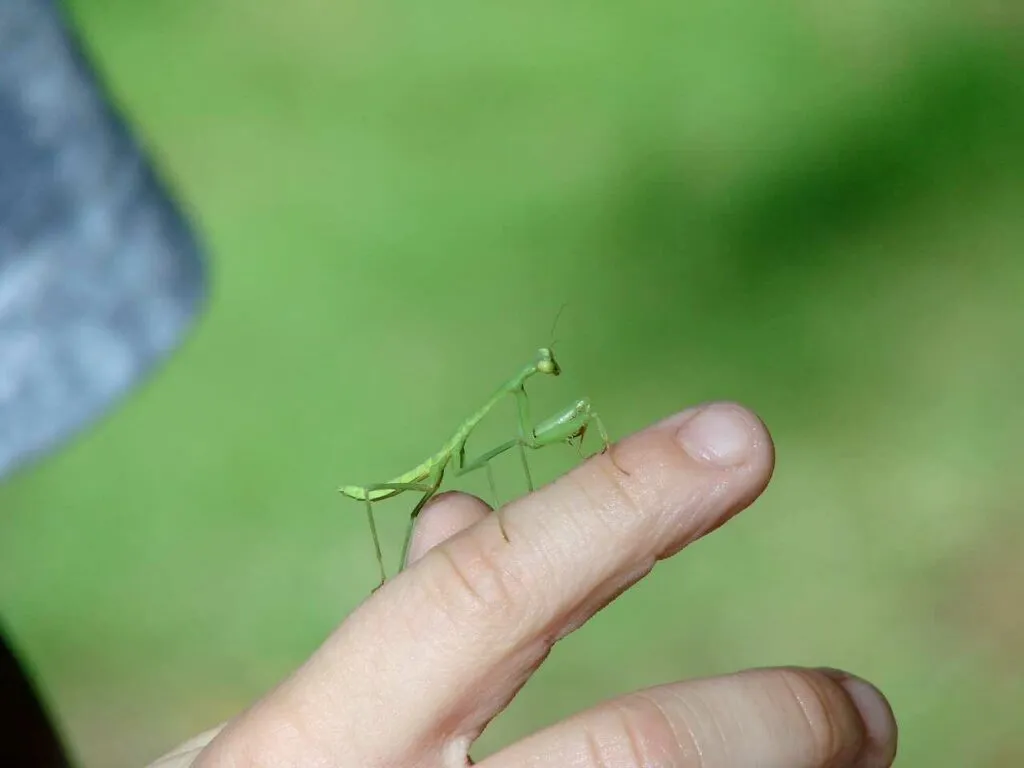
397,470 -> 447,572
362,496 -> 385,588
356,480 -> 438,589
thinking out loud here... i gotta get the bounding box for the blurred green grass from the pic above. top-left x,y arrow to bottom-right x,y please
1,1 -> 1023,765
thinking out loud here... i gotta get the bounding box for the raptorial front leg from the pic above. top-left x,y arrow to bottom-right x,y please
523,398 -> 626,477
450,399 -> 625,547
456,399 -> 617,485
589,410 -> 613,455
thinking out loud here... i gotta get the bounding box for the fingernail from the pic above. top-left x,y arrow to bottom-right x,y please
817,668 -> 898,767
676,404 -> 755,468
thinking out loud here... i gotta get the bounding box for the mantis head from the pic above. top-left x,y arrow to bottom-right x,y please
534,305 -> 567,376
536,347 -> 561,376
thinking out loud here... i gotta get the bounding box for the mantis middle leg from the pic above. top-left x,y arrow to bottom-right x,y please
454,397 -> 616,540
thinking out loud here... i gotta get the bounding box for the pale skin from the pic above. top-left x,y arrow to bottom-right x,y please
149,402 -> 899,768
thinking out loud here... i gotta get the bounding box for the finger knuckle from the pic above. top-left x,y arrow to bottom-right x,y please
581,434 -> 712,553
424,527 -> 533,628
568,455 -> 650,546
580,694 -> 695,768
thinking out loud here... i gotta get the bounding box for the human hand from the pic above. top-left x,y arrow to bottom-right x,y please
150,402 -> 897,767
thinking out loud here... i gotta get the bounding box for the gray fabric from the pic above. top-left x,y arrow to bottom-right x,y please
0,0 -> 208,481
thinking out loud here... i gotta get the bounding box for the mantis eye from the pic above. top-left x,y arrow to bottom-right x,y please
536,347 -> 560,375
537,358 -> 561,375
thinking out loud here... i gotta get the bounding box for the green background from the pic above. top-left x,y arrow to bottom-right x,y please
2,1 -> 1023,765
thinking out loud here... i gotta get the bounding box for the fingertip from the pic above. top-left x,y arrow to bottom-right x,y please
816,668 -> 899,767
663,402 -> 776,517
666,402 -> 774,471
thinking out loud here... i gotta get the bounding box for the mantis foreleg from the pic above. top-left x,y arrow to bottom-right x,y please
454,397 -> 615,540
458,398 -> 611,476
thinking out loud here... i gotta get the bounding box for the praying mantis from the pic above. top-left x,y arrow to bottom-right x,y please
339,345 -> 618,588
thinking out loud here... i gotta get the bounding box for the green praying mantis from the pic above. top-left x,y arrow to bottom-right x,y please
339,343 -> 619,588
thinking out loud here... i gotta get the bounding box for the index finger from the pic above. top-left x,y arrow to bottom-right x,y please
408,400 -> 773,646
200,401 -> 774,766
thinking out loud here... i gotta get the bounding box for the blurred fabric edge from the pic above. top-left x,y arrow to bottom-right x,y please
0,0 -> 209,482
1,0 -> 210,766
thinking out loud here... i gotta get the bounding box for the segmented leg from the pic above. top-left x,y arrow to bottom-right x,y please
358,480 -> 439,588
397,466 -> 448,575
453,439 -> 509,541
512,386 -> 536,492
454,399 -> 622,542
